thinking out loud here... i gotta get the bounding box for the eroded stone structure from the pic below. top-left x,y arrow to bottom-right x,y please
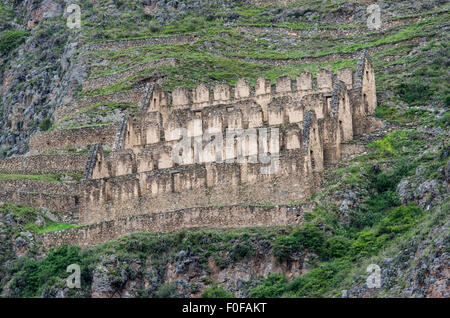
78,51 -> 376,225
0,51 -> 377,247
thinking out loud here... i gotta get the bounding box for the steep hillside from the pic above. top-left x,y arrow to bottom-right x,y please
0,0 -> 448,298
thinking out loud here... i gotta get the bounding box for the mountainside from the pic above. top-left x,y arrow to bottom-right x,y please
0,0 -> 448,298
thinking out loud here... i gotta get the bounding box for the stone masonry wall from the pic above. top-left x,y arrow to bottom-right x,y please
54,89 -> 143,122
0,179 -> 79,194
84,34 -> 200,51
0,190 -> 79,213
79,149 -> 317,224
82,59 -> 178,91
76,52 -> 376,225
29,125 -> 117,152
40,204 -> 305,249
0,179 -> 80,212
0,153 -> 88,174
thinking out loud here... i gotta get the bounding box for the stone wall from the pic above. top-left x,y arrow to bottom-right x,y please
54,89 -> 143,122
117,74 -> 350,156
82,59 -> 177,91
29,125 -> 117,152
39,204 -> 306,249
0,190 -> 79,213
0,178 -> 80,212
84,34 -> 200,51
0,154 -> 87,174
0,179 -> 79,194
95,119 -> 325,179
79,148 -> 318,224
236,15 -> 433,38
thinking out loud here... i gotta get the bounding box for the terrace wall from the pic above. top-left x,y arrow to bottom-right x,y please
0,154 -> 88,174
29,125 -> 117,153
40,204 -> 306,249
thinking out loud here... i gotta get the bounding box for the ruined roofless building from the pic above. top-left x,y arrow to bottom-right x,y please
0,51 -> 377,248
78,51 -> 377,225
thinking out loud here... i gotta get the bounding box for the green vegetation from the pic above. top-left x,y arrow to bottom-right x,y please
250,273 -> 288,298
35,223 -> 81,234
202,284 -> 234,298
0,203 -> 78,235
78,11 -> 448,99
39,118 -> 53,132
438,111 -> 450,128
247,205 -> 425,298
6,245 -> 87,297
375,105 -> 434,126
396,82 -> 434,105
0,29 -> 29,55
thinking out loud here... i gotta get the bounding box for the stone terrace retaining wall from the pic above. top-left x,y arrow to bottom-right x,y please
0,191 -> 79,213
54,89 -> 143,122
82,59 -> 177,91
29,125 -> 117,152
0,179 -> 79,195
84,34 -> 200,51
0,154 -> 88,174
39,204 -> 306,249
236,15 -> 432,38
213,37 -> 425,66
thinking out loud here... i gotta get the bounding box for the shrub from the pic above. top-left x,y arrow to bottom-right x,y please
351,205 -> 423,257
350,191 -> 399,229
39,118 -> 53,131
0,29 -> 29,55
154,282 -> 179,298
285,259 -> 351,297
378,205 -> 423,234
396,81 -> 434,105
272,223 -> 326,260
231,243 -> 253,261
201,284 -> 234,298
365,161 -> 410,199
7,245 -> 87,297
439,111 -> 450,128
250,273 -> 287,298
445,96 -> 450,107
325,236 -> 352,259
350,230 -> 381,257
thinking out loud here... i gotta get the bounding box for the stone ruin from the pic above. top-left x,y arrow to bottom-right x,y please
0,51 -> 377,248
